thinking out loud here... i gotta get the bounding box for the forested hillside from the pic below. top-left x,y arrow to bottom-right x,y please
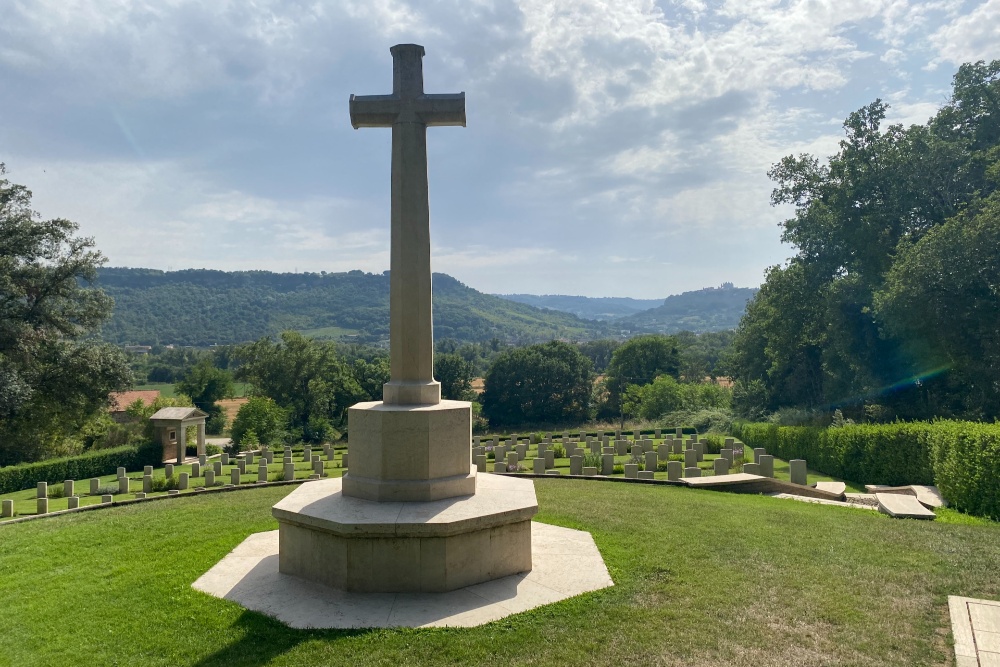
498,294 -> 664,320
621,284 -> 757,333
95,268 -> 613,346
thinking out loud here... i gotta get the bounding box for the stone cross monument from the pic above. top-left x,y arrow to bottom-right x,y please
270,44 -> 537,594
350,43 -> 465,407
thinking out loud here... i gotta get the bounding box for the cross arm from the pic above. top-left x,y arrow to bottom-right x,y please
350,94 -> 401,128
415,93 -> 466,127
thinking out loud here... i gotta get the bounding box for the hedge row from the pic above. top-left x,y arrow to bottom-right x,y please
0,442 -> 162,495
731,420 -> 1000,519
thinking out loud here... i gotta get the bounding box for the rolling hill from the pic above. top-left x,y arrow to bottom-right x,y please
94,268 -> 614,347
497,294 -> 664,320
619,284 -> 757,333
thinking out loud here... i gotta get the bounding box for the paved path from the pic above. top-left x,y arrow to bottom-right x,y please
950,596 -> 1000,666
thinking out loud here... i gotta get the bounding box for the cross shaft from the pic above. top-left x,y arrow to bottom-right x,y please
349,44 -> 465,406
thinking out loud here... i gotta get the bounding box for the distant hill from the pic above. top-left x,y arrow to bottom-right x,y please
95,268 -> 614,347
498,294 -> 664,320
619,284 -> 757,333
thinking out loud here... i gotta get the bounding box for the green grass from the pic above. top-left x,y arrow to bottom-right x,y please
297,326 -> 361,341
0,479 -> 997,665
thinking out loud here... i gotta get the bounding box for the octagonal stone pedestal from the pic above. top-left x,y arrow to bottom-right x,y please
273,473 -> 537,593
343,400 -> 476,502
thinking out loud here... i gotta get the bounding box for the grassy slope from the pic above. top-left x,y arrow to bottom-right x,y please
1,480 -> 998,666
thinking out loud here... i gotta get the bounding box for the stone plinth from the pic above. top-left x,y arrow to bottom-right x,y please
273,473 -> 538,593
342,400 -> 475,502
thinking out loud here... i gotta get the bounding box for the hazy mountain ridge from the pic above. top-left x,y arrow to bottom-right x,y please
497,294 -> 665,320
620,285 -> 758,333
94,268 -> 614,347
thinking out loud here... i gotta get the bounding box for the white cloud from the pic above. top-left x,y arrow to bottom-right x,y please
0,0 -> 979,297
930,0 -> 1000,65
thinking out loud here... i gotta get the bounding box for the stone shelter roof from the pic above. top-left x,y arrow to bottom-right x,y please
149,407 -> 208,421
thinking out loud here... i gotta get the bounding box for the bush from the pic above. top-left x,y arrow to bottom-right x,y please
231,397 -> 287,450
926,421 -> 1000,520
731,420 -> 1000,519
0,443 -> 162,494
664,408 -> 734,434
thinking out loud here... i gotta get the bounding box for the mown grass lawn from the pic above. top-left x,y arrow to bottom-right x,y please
1,479 -> 997,666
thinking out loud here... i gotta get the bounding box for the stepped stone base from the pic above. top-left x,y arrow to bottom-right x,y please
272,474 -> 538,593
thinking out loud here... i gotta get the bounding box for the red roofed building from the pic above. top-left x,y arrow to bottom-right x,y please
109,390 -> 161,422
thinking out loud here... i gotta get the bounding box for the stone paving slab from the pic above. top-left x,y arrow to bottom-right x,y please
865,484 -> 947,509
950,596 -> 1000,666
876,492 -> 936,519
813,481 -> 846,496
682,473 -> 845,500
192,521 -> 613,628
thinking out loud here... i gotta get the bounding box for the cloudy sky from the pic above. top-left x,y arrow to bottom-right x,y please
1,1 -> 997,298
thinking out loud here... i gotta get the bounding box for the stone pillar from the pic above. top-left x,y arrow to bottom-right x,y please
192,462 -> 201,478
283,463 -> 295,482
165,464 -> 174,479
231,468 -> 241,486
63,480 -> 74,497
475,455 -> 487,472
644,451 -> 657,473
533,458 -> 544,474
205,470 -> 216,486
68,496 -> 80,510
197,422 -> 206,457
666,461 -> 682,481
179,473 -> 189,490
570,455 -> 583,476
624,463 -> 638,479
720,448 -> 733,464
506,451 -> 518,471
544,450 -> 555,469
714,458 -> 729,475
143,475 -> 152,493
177,423 -> 186,465
684,449 -> 697,468
36,482 -> 47,499
754,448 -> 766,464
259,465 -> 269,483
37,498 -> 49,514
601,454 -> 614,475
221,453 -> 230,466
789,459 -> 807,485
1,499 -> 13,517
743,462 -> 760,475
684,467 -> 701,478
90,478 -> 100,495
118,477 -> 129,495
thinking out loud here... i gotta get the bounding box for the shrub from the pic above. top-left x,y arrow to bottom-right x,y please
926,421 -> 1000,520
583,452 -> 602,469
553,444 -> 566,459
231,397 -> 287,450
0,443 -> 163,495
731,420 -> 1000,519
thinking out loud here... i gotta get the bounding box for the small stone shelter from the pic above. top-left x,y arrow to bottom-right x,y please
149,407 -> 208,464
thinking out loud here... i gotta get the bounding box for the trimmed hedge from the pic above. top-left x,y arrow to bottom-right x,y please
0,442 -> 162,495
731,420 -> 1000,519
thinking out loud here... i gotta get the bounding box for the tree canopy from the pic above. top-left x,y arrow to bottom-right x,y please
0,164 -> 131,465
481,341 -> 594,428
729,60 -> 1000,421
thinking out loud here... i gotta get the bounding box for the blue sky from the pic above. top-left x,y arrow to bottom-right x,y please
1,0 -> 997,298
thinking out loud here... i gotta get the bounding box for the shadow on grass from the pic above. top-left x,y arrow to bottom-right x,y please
192,609 -> 374,667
